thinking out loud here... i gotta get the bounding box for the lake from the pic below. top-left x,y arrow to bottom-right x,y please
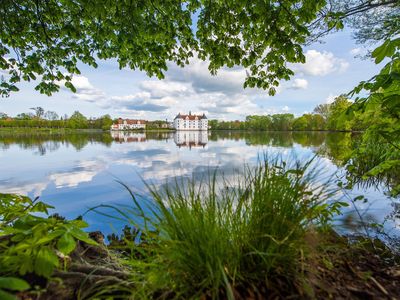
0,130 -> 398,239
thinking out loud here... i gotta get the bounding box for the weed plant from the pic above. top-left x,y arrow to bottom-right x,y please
95,158 -> 343,299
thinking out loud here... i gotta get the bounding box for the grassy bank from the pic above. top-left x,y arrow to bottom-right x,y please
0,159 -> 399,299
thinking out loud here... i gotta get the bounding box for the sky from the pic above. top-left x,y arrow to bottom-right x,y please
0,28 -> 380,121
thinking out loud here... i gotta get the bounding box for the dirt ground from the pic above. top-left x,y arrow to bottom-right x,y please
17,231 -> 400,300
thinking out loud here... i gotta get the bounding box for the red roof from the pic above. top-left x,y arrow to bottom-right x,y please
175,113 -> 207,120
117,118 -> 147,125
182,115 -> 199,120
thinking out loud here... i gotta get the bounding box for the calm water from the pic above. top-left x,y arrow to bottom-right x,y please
0,130 -> 398,238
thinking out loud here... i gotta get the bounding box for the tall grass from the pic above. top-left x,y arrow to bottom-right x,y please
103,158 -> 339,298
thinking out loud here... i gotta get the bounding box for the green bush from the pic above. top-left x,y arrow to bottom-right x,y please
0,194 -> 97,278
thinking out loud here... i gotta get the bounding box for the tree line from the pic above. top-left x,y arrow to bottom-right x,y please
0,108 -> 113,130
209,95 -> 374,131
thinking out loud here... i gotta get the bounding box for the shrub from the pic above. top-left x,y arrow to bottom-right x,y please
0,194 -> 97,278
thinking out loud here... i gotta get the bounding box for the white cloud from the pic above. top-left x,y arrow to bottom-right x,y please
69,76 -> 106,102
71,76 -> 93,90
282,105 -> 290,112
197,93 -> 259,117
140,80 -> 190,98
166,56 -> 254,96
294,50 -> 349,76
110,91 -> 176,113
325,93 -> 338,104
350,48 -> 362,55
291,78 -> 308,90
107,56 -> 271,119
349,47 -> 368,57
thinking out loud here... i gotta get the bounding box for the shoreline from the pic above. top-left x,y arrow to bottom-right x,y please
0,127 -> 363,133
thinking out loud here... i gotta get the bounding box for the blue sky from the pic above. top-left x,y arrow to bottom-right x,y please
1,28 -> 380,121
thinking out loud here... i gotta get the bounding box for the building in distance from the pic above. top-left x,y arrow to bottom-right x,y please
111,118 -> 146,130
173,112 -> 208,131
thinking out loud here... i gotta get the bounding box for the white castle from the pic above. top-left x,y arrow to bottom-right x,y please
173,112 -> 208,131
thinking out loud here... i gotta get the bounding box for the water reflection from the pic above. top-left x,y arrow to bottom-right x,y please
0,130 -> 398,237
174,131 -> 208,149
111,131 -> 147,143
0,131 -> 113,153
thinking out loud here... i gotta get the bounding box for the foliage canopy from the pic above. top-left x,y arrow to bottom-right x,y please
1,0 -> 325,96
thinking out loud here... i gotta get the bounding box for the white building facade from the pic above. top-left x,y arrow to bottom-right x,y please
111,118 -> 146,130
173,112 -> 208,131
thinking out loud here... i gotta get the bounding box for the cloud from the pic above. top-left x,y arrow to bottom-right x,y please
325,93 -> 338,104
294,50 -> 349,76
108,57 -> 269,119
350,48 -> 362,55
197,93 -> 259,116
166,56 -> 250,96
139,80 -> 190,98
125,102 -> 169,112
291,78 -> 308,90
110,92 -> 172,113
69,76 -> 106,102
65,54 -> 315,119
59,75 -> 106,102
349,47 -> 368,57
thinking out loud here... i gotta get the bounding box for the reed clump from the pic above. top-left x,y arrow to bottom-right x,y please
113,159 -> 340,299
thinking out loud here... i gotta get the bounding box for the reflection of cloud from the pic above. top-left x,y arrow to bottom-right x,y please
0,158 -> 107,195
49,171 -> 97,188
49,160 -> 103,188
0,180 -> 48,196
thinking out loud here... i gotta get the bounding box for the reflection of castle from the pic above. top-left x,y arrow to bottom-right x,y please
111,131 -> 146,143
174,131 -> 208,149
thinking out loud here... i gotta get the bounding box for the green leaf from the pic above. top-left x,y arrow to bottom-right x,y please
70,228 -> 97,246
57,233 -> 76,255
363,159 -> 400,178
34,247 -> 59,278
336,201 -> 349,207
64,81 -> 76,93
372,39 -> 395,64
0,289 -> 17,300
36,230 -> 64,245
0,277 -> 30,291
